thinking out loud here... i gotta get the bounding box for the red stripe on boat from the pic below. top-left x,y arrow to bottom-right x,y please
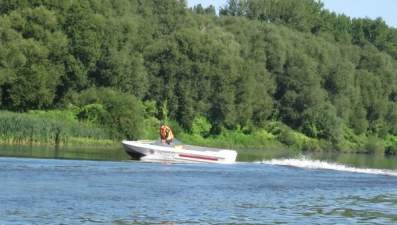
179,154 -> 218,161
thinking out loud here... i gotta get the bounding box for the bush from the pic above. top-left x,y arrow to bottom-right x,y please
302,139 -> 321,151
277,130 -> 297,147
362,136 -> 385,154
73,87 -> 144,140
385,145 -> 397,155
191,115 -> 212,137
318,139 -> 334,151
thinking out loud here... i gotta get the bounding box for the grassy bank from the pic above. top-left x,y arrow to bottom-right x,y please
0,111 -> 115,146
1,110 -> 396,155
176,122 -> 397,155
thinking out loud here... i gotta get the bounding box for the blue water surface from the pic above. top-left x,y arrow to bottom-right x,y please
1,157 -> 396,224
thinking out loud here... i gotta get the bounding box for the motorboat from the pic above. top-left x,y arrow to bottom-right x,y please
121,138 -> 237,164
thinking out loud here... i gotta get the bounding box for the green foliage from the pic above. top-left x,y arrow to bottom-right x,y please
301,138 -> 321,151
178,127 -> 283,150
343,126 -> 361,145
151,0 -> 190,35
93,15 -> 150,99
264,122 -> 298,149
220,0 -> 324,33
160,99 -> 169,123
0,110 -> 111,145
0,111 -> 63,144
385,103 -> 397,135
1,0 -> 397,154
350,104 -> 369,135
264,121 -> 285,136
27,110 -> 78,123
27,109 -> 109,140
362,136 -> 385,154
142,100 -> 157,119
142,117 -> 161,140
77,104 -> 104,124
191,4 -> 216,15
385,145 -> 397,155
73,87 -> 144,140
384,135 -> 397,155
0,7 -> 66,110
191,115 -> 212,136
277,130 -> 298,147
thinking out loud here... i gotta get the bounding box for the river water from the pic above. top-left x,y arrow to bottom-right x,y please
1,144 -> 397,224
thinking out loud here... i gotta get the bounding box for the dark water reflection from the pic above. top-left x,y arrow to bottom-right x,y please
1,144 -> 397,170
0,144 -> 127,161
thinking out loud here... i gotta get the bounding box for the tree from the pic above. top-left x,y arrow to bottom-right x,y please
151,0 -> 191,35
92,15 -> 149,99
350,104 -> 369,135
276,47 -> 326,131
61,2 -> 103,91
0,7 -> 67,111
73,87 -> 144,140
220,0 -> 324,33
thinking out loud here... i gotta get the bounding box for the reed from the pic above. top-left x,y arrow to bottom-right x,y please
67,137 -> 118,147
0,111 -> 111,145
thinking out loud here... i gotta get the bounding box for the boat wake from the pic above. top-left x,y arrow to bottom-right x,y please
259,156 -> 397,177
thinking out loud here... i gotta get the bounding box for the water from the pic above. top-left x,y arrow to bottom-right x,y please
1,145 -> 397,224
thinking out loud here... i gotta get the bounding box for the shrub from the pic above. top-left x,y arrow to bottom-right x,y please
362,136 -> 385,154
277,130 -> 297,147
191,115 -> 212,137
385,145 -> 397,155
302,139 -> 321,151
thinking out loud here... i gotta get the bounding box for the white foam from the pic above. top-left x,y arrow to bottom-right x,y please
260,155 -> 397,177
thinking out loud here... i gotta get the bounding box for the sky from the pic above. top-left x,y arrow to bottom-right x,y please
187,0 -> 396,28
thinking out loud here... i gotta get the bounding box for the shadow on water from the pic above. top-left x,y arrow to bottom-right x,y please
1,144 -> 397,170
0,144 -> 129,161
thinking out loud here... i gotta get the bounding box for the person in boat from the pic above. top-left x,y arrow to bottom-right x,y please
160,121 -> 174,145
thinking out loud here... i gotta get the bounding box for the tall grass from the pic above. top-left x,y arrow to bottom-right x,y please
0,111 -> 111,145
0,111 -> 64,144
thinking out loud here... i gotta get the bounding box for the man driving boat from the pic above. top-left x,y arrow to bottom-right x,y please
160,121 -> 174,145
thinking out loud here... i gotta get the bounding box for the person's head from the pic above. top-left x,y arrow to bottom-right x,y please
160,121 -> 165,127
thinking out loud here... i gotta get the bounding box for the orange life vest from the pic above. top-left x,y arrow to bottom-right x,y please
160,125 -> 174,141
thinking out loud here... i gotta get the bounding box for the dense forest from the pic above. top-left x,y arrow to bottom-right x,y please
1,0 -> 397,154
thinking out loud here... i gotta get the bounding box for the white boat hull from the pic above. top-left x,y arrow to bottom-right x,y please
122,140 -> 237,164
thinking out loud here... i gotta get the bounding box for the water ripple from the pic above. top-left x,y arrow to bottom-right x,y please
1,157 -> 397,224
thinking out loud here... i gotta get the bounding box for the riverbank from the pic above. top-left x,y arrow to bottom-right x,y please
0,110 -> 396,155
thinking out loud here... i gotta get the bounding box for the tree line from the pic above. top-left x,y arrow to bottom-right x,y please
0,0 -> 397,152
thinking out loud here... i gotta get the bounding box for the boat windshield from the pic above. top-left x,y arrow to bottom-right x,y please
152,138 -> 185,146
